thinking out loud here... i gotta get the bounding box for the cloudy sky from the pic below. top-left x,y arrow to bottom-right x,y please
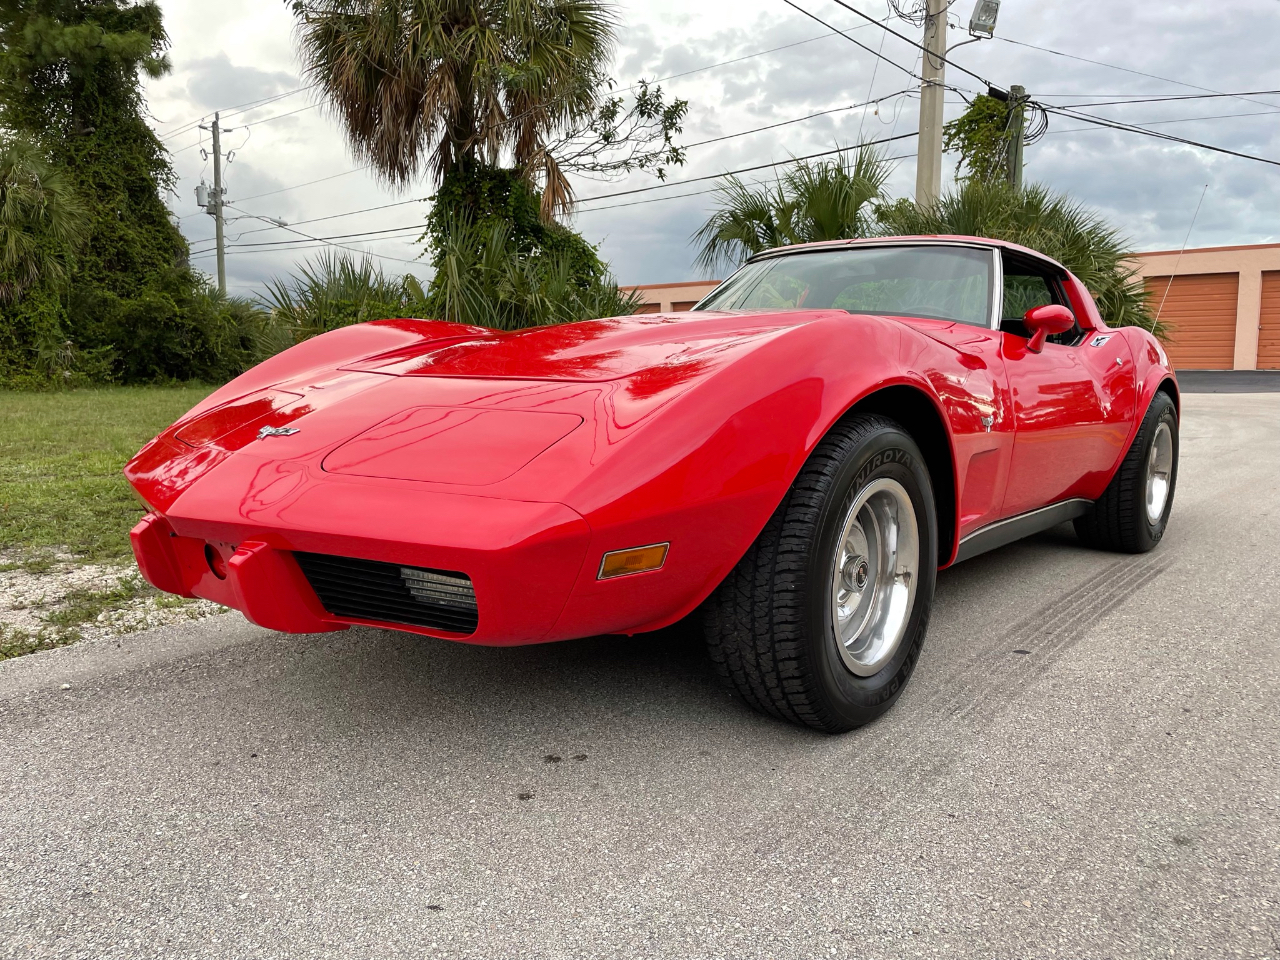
146,0 -> 1280,297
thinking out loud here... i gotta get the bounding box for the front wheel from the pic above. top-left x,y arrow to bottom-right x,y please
1074,390 -> 1179,553
704,415 -> 938,733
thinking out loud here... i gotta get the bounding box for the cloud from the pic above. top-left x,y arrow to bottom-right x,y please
148,0 -> 1280,294
182,53 -> 299,112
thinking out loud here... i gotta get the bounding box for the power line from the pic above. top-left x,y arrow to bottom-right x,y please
169,138 -> 206,156
856,14 -> 890,142
196,146 -> 920,247
1034,90 -> 1280,99
1044,108 -> 1280,136
1037,103 -> 1280,168
188,132 -> 919,252
225,197 -> 429,240
1052,90 -> 1280,109
575,152 -> 914,214
239,102 -> 320,129
194,207 -> 427,266
165,11 -> 911,214
998,37 -> 1280,112
166,101 -> 321,158
214,224 -> 423,252
820,0 -> 996,88
682,88 -> 914,148
208,92 -> 916,235
646,11 -> 896,86
191,219 -> 423,254
159,86 -> 313,143
780,0 -> 926,85
575,130 -> 919,205
235,167 -> 372,202
191,241 -> 424,267
164,13 -> 891,155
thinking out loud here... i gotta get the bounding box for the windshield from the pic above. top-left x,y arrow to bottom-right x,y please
695,245 -> 994,327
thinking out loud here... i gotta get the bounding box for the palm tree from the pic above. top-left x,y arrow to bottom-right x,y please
876,179 -> 1160,336
291,0 -> 616,218
0,137 -> 88,303
693,144 -> 891,276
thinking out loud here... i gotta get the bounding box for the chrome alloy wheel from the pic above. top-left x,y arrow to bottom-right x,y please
1144,421 -> 1174,524
829,477 -> 920,677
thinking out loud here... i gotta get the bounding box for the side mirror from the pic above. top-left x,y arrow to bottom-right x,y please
1023,304 -> 1075,353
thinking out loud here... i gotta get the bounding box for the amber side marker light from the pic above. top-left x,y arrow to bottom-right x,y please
598,543 -> 669,580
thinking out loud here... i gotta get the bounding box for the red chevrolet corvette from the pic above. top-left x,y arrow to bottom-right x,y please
126,236 -> 1178,732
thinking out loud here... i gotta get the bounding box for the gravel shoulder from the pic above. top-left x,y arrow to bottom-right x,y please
0,553 -> 223,659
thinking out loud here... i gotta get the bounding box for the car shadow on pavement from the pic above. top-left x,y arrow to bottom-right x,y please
228,608 -> 809,756
193,520 -> 1101,759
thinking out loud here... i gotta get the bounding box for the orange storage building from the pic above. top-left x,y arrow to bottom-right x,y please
1132,243 -> 1280,370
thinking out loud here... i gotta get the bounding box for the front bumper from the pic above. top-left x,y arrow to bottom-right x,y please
130,473 -> 593,645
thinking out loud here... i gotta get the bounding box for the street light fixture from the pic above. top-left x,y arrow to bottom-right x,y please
968,0 -> 1000,40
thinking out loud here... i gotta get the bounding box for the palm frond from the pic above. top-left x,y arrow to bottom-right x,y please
691,142 -> 891,276
294,0 -> 614,200
0,136 -> 89,302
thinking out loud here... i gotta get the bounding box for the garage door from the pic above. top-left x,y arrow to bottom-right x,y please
1259,271 -> 1280,370
1144,273 -> 1239,369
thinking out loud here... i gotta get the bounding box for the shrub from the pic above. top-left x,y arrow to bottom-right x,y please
259,251 -> 429,348
424,214 -> 639,330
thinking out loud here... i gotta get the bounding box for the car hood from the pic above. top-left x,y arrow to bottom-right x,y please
338,311 -> 820,381
125,309 -> 864,512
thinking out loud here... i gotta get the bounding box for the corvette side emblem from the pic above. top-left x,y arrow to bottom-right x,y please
1090,334 -> 1113,347
257,425 -> 300,440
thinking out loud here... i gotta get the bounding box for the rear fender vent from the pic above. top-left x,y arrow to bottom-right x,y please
293,552 -> 478,635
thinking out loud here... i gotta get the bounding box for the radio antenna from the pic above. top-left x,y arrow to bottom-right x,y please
1151,183 -> 1209,332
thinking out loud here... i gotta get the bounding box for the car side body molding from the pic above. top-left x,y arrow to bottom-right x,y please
952,498 -> 1093,565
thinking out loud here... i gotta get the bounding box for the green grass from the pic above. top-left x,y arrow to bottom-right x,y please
0,385 -> 213,564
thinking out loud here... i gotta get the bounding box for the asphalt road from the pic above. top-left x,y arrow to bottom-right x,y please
2,393 -> 1277,960
1175,370 -> 1280,394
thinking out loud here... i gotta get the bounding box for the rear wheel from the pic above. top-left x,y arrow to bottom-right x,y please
1074,390 -> 1179,553
704,415 -> 938,733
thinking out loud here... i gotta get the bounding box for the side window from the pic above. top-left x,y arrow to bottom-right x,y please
1003,274 -> 1056,320
1000,257 -> 1083,346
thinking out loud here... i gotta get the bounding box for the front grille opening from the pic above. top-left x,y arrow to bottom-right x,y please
294,552 -> 478,634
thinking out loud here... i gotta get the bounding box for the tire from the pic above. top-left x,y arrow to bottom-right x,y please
703,415 -> 938,734
1074,390 -> 1178,553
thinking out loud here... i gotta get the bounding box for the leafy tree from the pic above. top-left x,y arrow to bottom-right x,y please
693,144 -> 890,275
941,93 -> 1013,184
0,0 -> 242,384
875,179 -> 1161,336
0,0 -> 186,295
290,0 -> 686,220
424,164 -> 606,285
0,137 -> 88,302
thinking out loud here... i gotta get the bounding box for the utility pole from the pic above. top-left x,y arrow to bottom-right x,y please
1006,84 -> 1026,189
914,0 -> 949,208
210,113 -> 226,295
196,112 -> 232,295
